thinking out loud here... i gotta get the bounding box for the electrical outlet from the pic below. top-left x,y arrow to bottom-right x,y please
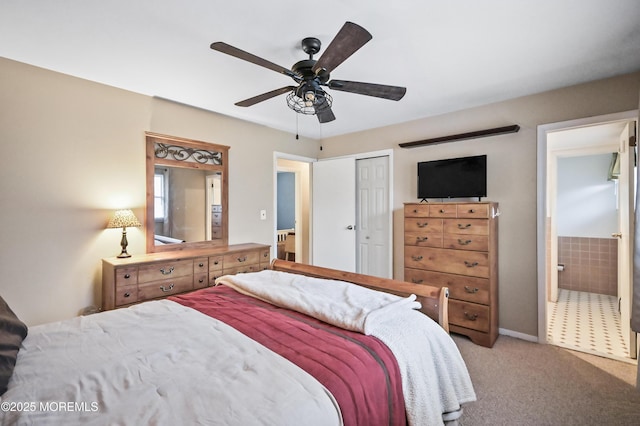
260,209 -> 267,220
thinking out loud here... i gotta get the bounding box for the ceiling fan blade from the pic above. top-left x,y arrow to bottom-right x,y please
315,103 -> 336,123
211,42 -> 296,79
328,80 -> 406,101
235,86 -> 296,107
312,22 -> 372,74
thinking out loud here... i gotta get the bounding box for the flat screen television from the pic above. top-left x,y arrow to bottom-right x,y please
417,155 -> 487,200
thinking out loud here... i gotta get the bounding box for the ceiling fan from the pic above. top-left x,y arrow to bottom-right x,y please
210,22 -> 406,123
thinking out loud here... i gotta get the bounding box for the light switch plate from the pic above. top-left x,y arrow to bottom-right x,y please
260,209 -> 267,220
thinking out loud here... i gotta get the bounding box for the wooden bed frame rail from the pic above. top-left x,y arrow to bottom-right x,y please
270,259 -> 449,332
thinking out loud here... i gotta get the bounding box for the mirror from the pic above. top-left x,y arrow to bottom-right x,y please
145,132 -> 229,252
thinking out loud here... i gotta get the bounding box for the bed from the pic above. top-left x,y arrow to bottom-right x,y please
0,260 -> 475,425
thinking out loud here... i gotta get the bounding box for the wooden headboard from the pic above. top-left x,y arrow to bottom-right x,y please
270,259 -> 449,332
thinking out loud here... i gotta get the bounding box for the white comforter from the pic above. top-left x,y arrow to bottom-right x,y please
217,270 -> 476,426
1,300 -> 342,426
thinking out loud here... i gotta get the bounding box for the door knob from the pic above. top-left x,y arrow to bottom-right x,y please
346,225 -> 354,230
612,232 -> 622,238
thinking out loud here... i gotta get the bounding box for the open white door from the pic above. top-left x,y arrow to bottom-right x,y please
312,157 -> 356,272
617,121 -> 637,357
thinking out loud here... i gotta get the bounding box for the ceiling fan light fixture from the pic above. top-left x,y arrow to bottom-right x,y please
304,90 -> 316,106
286,89 -> 332,116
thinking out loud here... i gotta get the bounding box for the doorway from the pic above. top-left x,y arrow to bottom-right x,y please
274,153 -> 313,264
274,150 -> 393,277
537,111 -> 638,363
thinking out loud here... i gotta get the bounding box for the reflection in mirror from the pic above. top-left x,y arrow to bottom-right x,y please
153,167 -> 224,245
146,132 -> 229,253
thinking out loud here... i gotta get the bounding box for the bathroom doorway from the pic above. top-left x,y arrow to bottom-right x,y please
537,111 -> 638,362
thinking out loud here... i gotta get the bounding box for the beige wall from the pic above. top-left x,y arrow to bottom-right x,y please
319,72 -> 640,337
0,57 -> 319,326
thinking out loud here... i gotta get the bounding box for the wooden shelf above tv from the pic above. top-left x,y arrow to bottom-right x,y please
399,125 -> 520,148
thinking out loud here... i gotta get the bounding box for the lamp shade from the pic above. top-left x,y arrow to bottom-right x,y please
107,209 -> 142,229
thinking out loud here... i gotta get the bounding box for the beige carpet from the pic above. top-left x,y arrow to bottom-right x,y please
453,334 -> 640,425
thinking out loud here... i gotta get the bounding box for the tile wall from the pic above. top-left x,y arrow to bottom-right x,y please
557,236 -> 617,296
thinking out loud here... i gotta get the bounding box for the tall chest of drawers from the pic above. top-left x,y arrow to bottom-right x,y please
404,202 -> 499,347
102,243 -> 270,311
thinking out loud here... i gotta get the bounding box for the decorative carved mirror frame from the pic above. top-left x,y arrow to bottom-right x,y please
145,132 -> 229,253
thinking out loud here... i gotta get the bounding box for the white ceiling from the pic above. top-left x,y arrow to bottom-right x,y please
2,0 -> 639,139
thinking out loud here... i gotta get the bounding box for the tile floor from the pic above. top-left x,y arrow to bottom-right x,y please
547,289 -> 635,363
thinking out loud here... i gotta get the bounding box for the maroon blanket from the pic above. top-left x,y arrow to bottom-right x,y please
170,285 -> 406,426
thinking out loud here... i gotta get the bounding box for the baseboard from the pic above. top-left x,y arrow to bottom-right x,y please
498,328 -> 539,343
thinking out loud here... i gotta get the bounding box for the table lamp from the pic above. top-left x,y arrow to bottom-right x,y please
107,209 -> 142,258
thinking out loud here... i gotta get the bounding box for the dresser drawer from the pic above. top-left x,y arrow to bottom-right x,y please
457,203 -> 490,218
212,212 -> 223,226
443,219 -> 489,236
258,248 -> 271,265
223,264 -> 262,275
430,204 -> 457,218
194,257 -> 208,273
405,246 -> 489,278
404,218 -> 443,233
138,275 -> 194,301
115,285 -> 138,306
223,250 -> 260,267
443,234 -> 489,251
138,259 -> 194,283
209,255 -> 224,272
404,204 -> 430,217
194,273 -> 208,289
404,268 -> 490,305
209,271 -> 224,286
404,232 -> 443,248
115,267 -> 138,287
449,300 -> 490,332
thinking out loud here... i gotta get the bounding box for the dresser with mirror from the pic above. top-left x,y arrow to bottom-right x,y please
102,132 -> 270,310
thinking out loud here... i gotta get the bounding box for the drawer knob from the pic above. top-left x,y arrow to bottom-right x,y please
160,283 -> 175,292
237,256 -> 247,263
198,262 -> 204,267
416,222 -> 428,228
416,236 -> 428,242
458,239 -> 472,245
439,209 -> 445,213
464,261 -> 479,268
413,209 -> 418,213
214,260 -> 220,265
124,292 -> 131,298
160,266 -> 174,275
411,278 -> 424,284
458,223 -> 472,229
263,252 -> 268,258
124,274 -> 131,279
198,278 -> 204,284
464,286 -> 479,294
411,255 -> 423,261
464,312 -> 479,321
469,209 -> 475,213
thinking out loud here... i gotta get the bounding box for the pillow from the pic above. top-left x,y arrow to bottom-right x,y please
0,295 -> 27,395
